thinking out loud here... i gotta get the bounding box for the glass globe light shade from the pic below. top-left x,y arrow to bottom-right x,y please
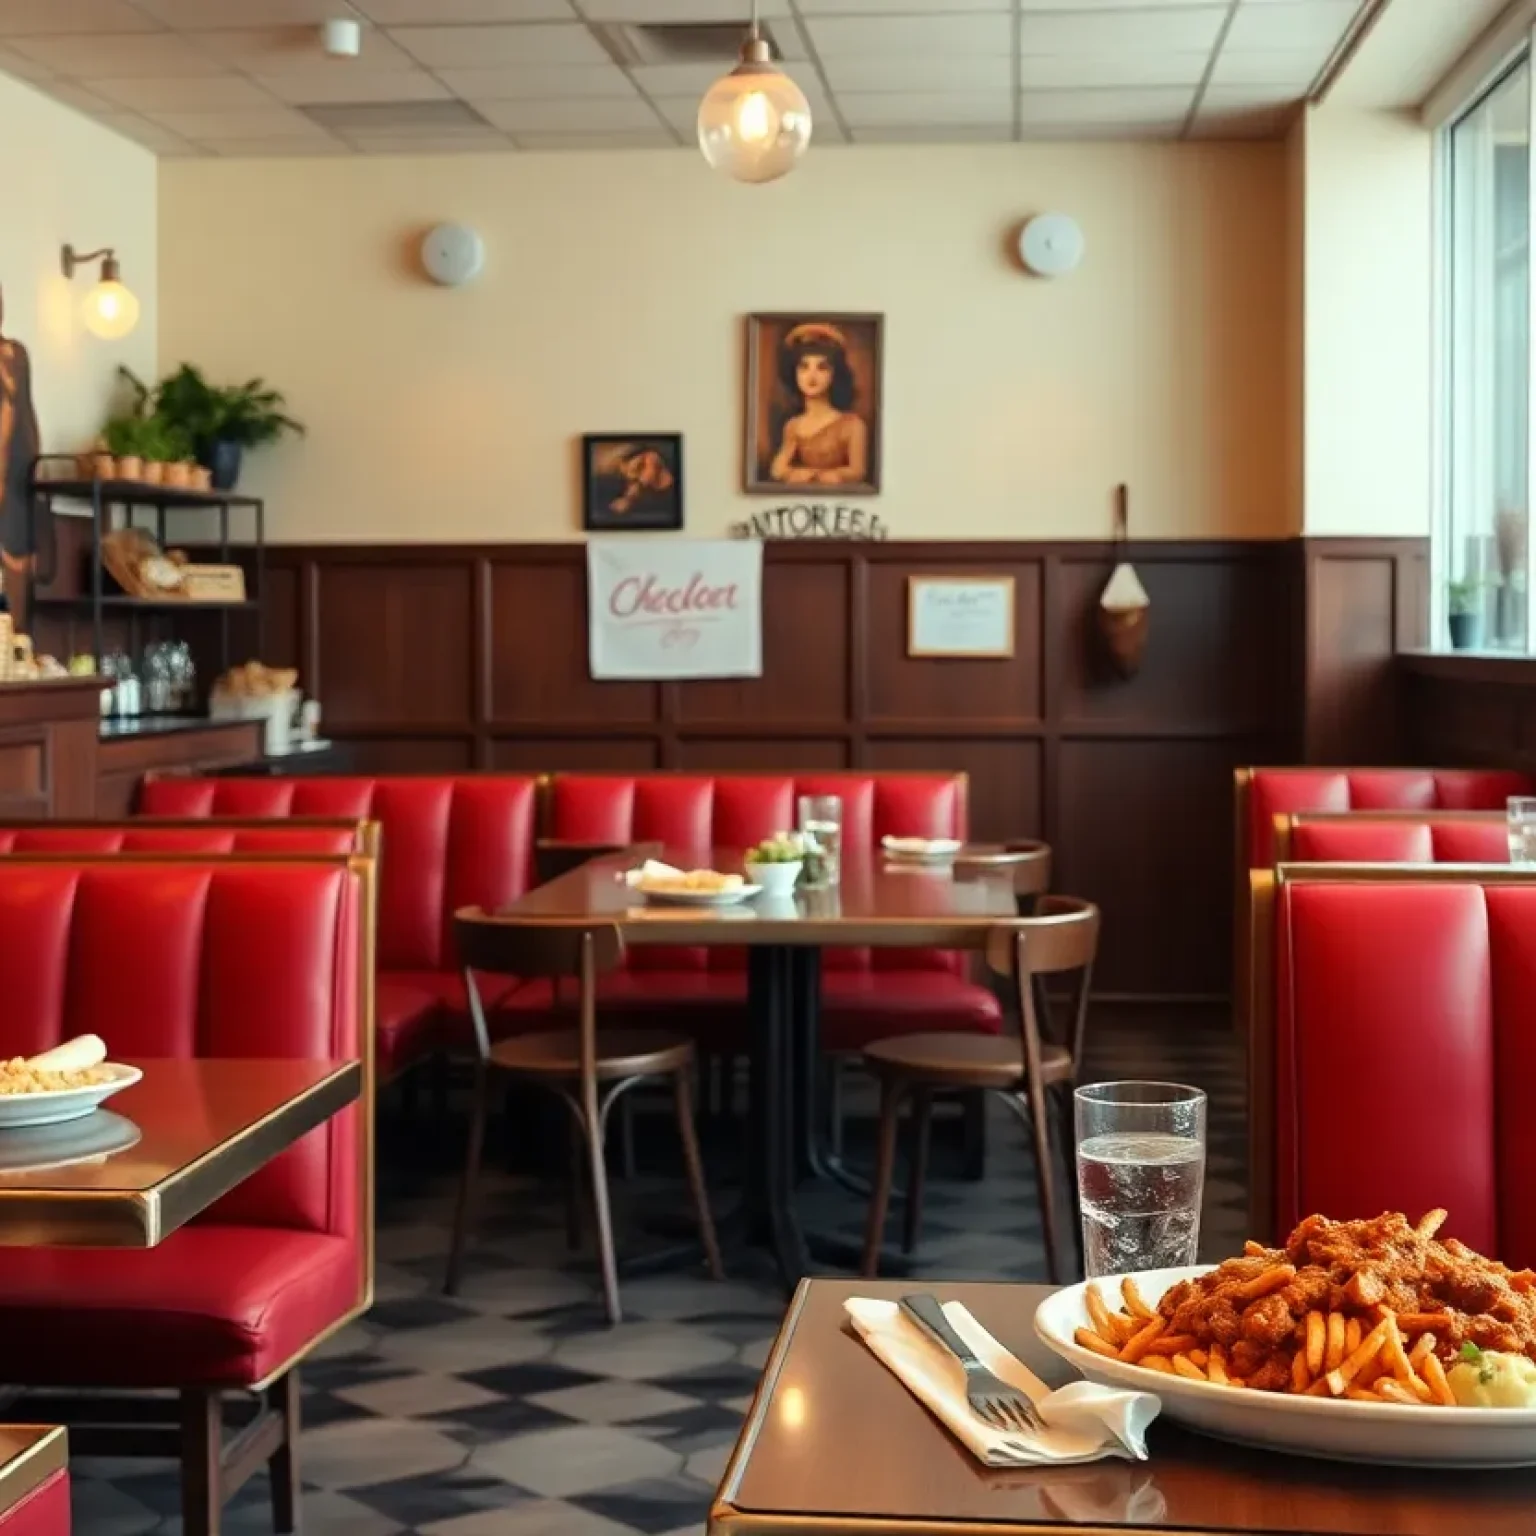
81,278 -> 139,340
698,46 -> 811,185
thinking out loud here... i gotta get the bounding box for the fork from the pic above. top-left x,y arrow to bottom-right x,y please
900,1292 -> 1045,1435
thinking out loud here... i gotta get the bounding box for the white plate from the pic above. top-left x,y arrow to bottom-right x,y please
882,836 -> 963,861
638,884 -> 762,907
0,1110 -> 141,1172
1035,1265 -> 1536,1467
0,1064 -> 142,1129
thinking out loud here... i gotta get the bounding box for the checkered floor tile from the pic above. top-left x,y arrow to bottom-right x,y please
71,1018 -> 1245,1534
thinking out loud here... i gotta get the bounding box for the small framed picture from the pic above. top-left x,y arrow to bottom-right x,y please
907,576 -> 1016,658
744,313 -> 883,495
582,434 -> 684,532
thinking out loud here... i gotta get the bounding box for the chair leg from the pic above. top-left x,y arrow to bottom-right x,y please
861,1077 -> 906,1278
1021,1077 -> 1064,1286
827,1055 -> 845,1158
902,1088 -> 932,1256
960,1089 -> 987,1180
180,1389 -> 222,1536
1054,1083 -> 1082,1269
267,1369 -> 300,1535
566,1114 -> 584,1252
619,1093 -> 637,1179
584,1092 -> 623,1325
444,1062 -> 492,1295
673,1068 -> 725,1280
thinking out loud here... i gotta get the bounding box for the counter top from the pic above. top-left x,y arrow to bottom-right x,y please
99,714 -> 333,760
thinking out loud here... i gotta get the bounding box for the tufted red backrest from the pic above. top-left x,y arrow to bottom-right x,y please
138,777 -> 538,971
0,858 -> 365,1241
1288,815 -> 1510,865
1244,768 -> 1531,869
0,820 -> 365,856
547,772 -> 968,974
1271,874 -> 1536,1267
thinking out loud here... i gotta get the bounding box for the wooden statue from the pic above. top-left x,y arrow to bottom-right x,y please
0,284 -> 40,574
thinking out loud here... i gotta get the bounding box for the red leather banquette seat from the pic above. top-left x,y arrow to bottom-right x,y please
1,1470 -> 67,1536
1250,863 -> 1536,1270
544,773 -> 1000,1048
0,1430 -> 69,1536
1275,811 -> 1509,865
0,819 -> 368,856
0,856 -> 370,1536
138,777 -> 541,1079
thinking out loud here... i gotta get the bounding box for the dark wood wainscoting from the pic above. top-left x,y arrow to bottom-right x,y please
238,539 -> 1302,1002
1399,652 -> 1536,770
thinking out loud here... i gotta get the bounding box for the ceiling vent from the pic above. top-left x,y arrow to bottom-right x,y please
301,99 -> 493,133
596,20 -> 789,67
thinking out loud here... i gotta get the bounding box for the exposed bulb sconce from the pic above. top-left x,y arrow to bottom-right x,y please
61,244 -> 140,340
697,0 -> 811,184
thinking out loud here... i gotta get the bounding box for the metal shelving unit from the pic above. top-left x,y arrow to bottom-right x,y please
26,454 -> 265,678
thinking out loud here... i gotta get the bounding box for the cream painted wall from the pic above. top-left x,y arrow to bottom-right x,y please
1298,103 -> 1434,537
159,142 -> 1288,544
0,71 -> 156,459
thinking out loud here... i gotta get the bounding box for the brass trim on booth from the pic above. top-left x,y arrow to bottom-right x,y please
1231,767 -> 1253,1041
0,1426 -> 66,1520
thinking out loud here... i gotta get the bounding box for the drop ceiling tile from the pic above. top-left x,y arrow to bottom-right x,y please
476,94 -> 660,130
0,0 -> 157,35
199,135 -> 349,154
1207,48 -> 1331,90
836,91 -> 1014,127
0,43 -> 51,77
1018,86 -> 1194,124
437,63 -> 638,100
1018,52 -> 1208,88
97,109 -> 201,151
194,24 -> 411,69
630,60 -> 820,94
513,128 -> 677,148
256,67 -> 450,103
804,13 -> 1013,57
346,130 -> 512,151
820,54 -> 1012,93
1018,0 -> 1221,7
800,0 -> 1005,11
88,74 -> 280,111
582,0 -> 790,16
355,0 -> 572,18
1020,7 -> 1227,53
134,0 -> 354,24
1199,84 -> 1297,112
8,32 -> 228,77
387,21 -> 609,67
851,123 -> 1013,143
1223,0 -> 1361,52
38,80 -> 115,112
145,105 -> 329,137
1022,119 -> 1183,140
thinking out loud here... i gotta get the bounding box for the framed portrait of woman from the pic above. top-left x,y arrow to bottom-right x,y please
744,312 -> 882,495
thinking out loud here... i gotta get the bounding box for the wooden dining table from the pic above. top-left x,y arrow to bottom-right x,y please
0,1058 -> 362,1247
711,1278 -> 1536,1536
505,847 -> 1022,1288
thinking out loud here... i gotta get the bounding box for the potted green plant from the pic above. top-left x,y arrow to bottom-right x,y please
101,415 -> 150,481
1447,577 -> 1483,650
141,364 -> 303,490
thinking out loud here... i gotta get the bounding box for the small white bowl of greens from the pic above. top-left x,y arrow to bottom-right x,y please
744,833 -> 804,897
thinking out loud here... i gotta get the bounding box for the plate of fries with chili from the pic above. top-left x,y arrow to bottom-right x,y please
1035,1210 -> 1536,1466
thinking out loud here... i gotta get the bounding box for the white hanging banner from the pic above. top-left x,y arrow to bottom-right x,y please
586,537 -> 763,681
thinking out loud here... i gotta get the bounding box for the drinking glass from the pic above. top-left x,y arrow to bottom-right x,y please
1075,1081 -> 1206,1278
797,794 -> 842,886
1509,797 -> 1536,865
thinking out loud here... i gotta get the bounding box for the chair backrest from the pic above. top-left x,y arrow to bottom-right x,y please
984,896 -> 1099,1072
138,775 -> 538,971
1250,862 -> 1536,1268
1279,811 -> 1509,866
0,855 -> 372,1294
0,818 -> 373,857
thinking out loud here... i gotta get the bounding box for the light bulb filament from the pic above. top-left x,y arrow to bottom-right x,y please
737,90 -> 773,144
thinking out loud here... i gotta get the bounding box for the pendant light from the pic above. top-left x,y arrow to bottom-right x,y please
697,0 -> 812,184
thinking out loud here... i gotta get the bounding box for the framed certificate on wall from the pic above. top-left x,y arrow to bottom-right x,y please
906,576 -> 1015,658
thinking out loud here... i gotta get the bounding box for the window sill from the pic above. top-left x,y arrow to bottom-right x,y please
1399,649 -> 1536,685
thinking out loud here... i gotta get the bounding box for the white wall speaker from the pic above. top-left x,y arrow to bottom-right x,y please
420,223 -> 485,287
1018,213 -> 1085,278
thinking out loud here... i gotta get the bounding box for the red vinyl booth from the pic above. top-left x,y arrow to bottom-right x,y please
0,819 -> 369,856
544,772 -> 1000,1048
0,1472 -> 68,1536
138,776 -> 541,1079
0,856 -> 371,1536
1249,863 -> 1536,1269
1275,811 -> 1509,865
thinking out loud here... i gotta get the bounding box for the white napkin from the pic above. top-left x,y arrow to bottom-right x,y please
844,1297 -> 1159,1467
624,859 -> 682,888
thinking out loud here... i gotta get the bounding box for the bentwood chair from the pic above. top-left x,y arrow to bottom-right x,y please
859,896 -> 1099,1284
444,911 -> 723,1323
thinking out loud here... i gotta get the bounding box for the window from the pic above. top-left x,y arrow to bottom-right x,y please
1441,58 -> 1531,651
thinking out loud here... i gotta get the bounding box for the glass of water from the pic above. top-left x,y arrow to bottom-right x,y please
1509,797 -> 1536,864
797,794 -> 842,886
1075,1081 -> 1206,1278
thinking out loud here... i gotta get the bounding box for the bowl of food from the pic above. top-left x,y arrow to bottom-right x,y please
627,860 -> 759,906
744,833 -> 804,897
0,1035 -> 140,1128
1034,1209 -> 1536,1467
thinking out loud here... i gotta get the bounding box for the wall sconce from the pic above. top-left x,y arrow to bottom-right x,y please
61,244 -> 140,340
